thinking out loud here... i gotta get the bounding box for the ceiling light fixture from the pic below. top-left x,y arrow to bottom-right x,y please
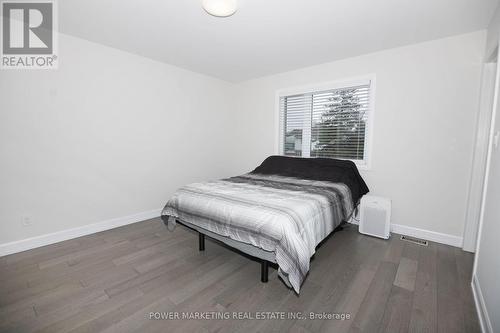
202,0 -> 237,17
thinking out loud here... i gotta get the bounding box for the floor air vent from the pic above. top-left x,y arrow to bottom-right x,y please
400,235 -> 428,246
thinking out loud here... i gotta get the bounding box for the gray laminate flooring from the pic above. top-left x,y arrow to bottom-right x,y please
0,218 -> 479,333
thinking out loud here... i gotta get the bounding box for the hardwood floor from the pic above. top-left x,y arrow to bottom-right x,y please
0,218 -> 479,333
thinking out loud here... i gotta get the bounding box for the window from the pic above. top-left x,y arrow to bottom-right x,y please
278,77 -> 374,168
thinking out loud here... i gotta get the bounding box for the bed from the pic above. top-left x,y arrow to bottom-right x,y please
161,155 -> 369,293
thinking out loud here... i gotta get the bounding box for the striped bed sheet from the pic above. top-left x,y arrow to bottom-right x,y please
161,173 -> 354,293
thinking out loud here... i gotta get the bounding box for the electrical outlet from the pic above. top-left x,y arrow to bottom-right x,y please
22,215 -> 33,226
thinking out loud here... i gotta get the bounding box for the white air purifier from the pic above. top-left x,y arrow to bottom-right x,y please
359,195 -> 391,239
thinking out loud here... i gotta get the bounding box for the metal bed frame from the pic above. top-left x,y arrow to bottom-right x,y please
178,219 -> 344,284
197,232 -> 271,282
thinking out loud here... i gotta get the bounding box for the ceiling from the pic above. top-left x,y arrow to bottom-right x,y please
59,0 -> 499,82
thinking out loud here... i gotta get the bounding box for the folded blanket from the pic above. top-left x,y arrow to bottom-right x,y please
250,155 -> 369,205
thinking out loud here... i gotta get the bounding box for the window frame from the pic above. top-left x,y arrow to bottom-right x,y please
275,74 -> 376,170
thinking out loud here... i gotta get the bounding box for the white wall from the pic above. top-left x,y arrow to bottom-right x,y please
472,5 -> 500,331
231,31 -> 486,241
0,33 -> 237,246
486,4 -> 500,59
0,30 -> 487,252
462,62 -> 497,252
473,72 -> 500,332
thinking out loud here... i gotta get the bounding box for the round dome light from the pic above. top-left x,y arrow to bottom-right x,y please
202,0 -> 237,17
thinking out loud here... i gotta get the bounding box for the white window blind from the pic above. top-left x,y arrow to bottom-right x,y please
279,79 -> 373,166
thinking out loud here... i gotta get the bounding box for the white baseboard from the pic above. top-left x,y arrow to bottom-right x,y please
472,274 -> 493,333
1,210 -> 463,256
0,209 -> 162,257
390,223 -> 463,248
348,218 -> 463,248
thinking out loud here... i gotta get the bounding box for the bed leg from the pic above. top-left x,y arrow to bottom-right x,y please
261,260 -> 269,283
199,232 -> 205,251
